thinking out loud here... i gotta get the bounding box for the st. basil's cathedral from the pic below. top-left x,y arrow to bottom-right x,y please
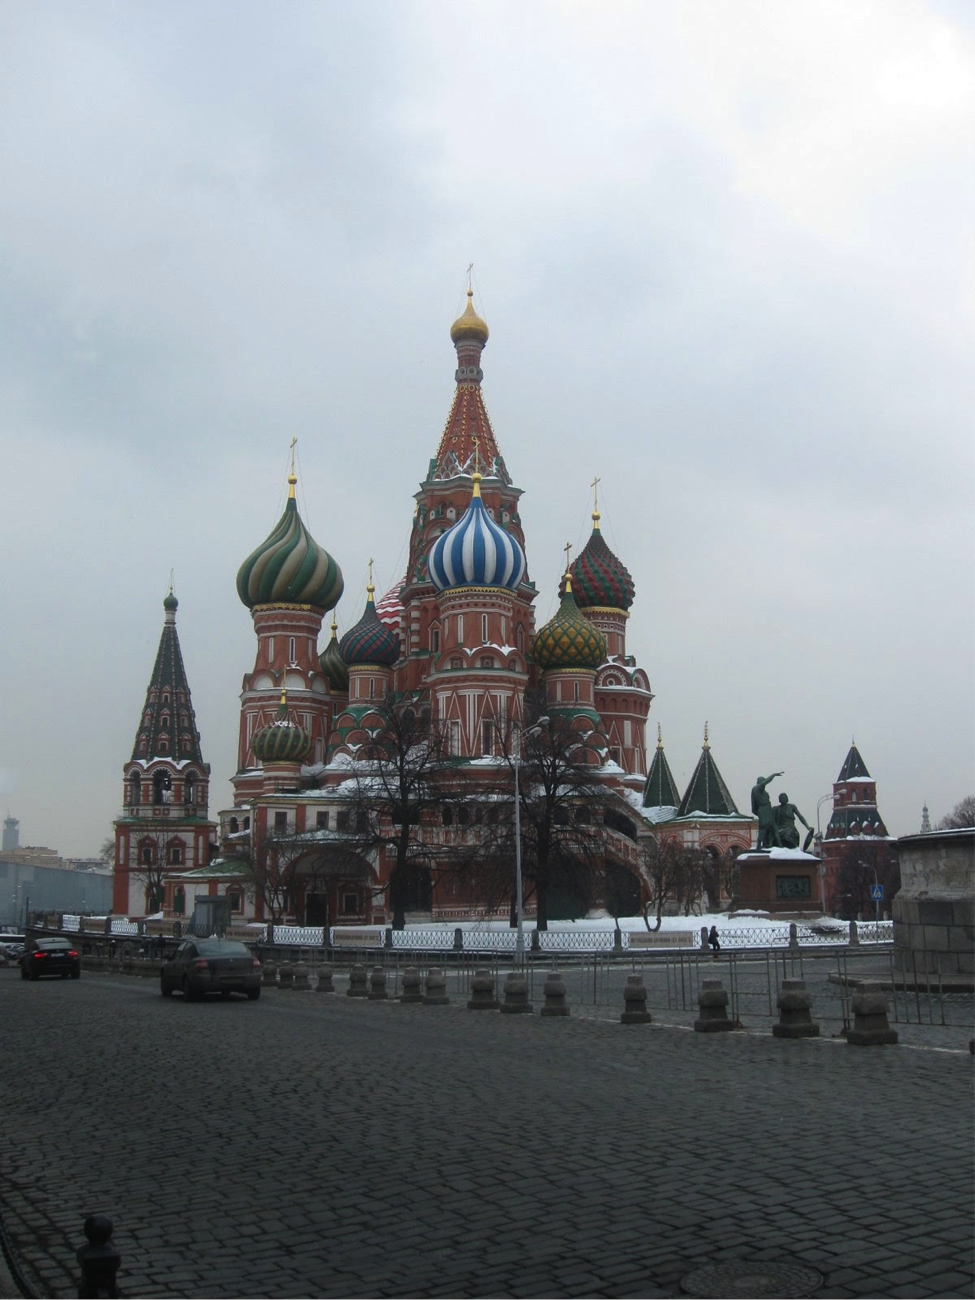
113,292 -> 770,923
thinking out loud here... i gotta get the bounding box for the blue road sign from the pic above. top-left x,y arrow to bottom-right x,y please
870,884 -> 884,901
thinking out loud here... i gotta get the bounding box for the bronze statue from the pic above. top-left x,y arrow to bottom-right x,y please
773,792 -> 814,852
751,772 -> 783,849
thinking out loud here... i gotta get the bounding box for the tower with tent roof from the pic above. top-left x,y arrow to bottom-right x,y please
113,591 -> 216,915
819,741 -> 893,914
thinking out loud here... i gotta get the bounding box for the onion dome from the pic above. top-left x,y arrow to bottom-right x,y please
428,473 -> 526,592
319,614 -> 349,693
236,472 -> 344,611
339,583 -> 400,667
564,507 -> 635,612
163,590 -> 179,613
531,574 -> 607,671
252,689 -> 312,764
449,289 -> 489,347
375,577 -> 405,634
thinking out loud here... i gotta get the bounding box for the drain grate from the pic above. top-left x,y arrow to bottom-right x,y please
680,1260 -> 823,1298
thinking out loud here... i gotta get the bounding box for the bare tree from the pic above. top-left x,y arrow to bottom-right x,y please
639,838 -> 709,930
341,694 -> 475,929
833,842 -> 900,919
128,827 -> 186,913
480,696 -> 631,931
936,796 -> 975,829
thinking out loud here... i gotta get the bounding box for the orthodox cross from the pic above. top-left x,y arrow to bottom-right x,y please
590,475 -> 601,511
289,436 -> 297,473
563,541 -> 572,573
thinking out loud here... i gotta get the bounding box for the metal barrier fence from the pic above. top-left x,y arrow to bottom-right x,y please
264,946 -> 966,1035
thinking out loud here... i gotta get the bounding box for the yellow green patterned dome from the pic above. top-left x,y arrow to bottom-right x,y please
531,577 -> 607,672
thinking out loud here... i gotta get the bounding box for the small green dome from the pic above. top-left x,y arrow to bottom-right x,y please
163,591 -> 179,612
319,618 -> 349,693
252,692 -> 312,764
237,477 -> 344,611
531,580 -> 607,672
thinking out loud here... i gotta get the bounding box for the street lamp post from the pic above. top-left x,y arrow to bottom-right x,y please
511,717 -> 548,967
513,754 -> 525,965
815,794 -> 833,914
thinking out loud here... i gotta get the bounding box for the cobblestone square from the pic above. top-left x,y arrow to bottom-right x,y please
0,967 -> 972,1298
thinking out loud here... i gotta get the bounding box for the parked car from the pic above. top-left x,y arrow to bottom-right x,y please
20,938 -> 81,980
0,936 -> 26,965
160,938 -> 262,1001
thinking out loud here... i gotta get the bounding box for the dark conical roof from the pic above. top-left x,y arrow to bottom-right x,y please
131,593 -> 205,765
678,728 -> 739,817
837,743 -> 871,781
642,729 -> 681,809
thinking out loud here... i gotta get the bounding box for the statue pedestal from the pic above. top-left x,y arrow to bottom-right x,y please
893,830 -> 974,978
736,849 -> 822,915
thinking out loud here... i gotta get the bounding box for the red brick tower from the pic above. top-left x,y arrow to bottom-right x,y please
234,463 -> 344,799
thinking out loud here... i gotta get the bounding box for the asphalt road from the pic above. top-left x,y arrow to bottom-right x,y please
0,966 -> 972,1299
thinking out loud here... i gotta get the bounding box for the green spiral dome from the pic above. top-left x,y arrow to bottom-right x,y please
531,581 -> 607,672
252,695 -> 312,764
237,484 -> 344,611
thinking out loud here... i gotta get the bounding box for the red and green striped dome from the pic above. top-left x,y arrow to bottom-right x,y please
564,519 -> 635,612
237,476 -> 344,612
531,579 -> 607,672
339,586 -> 399,667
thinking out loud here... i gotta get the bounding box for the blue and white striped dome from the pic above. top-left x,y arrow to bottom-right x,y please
428,476 -> 526,593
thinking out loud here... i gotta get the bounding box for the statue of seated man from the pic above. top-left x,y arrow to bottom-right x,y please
773,792 -> 814,851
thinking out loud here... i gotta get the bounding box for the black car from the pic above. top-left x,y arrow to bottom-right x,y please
160,938 -> 262,1001
21,938 -> 81,980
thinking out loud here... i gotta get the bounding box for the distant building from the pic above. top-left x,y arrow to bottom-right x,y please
3,816 -> 19,853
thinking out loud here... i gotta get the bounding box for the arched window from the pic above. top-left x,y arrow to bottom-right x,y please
184,772 -> 196,803
153,771 -> 171,803
168,844 -> 183,865
229,817 -> 239,834
130,773 -> 141,806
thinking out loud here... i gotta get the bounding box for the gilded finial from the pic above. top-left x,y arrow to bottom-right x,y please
288,437 -> 298,498
657,723 -> 663,750
590,476 -> 601,529
472,435 -> 482,497
330,613 -> 338,637
169,569 -> 175,595
703,721 -> 710,750
466,261 -> 474,292
367,558 -> 375,598
563,541 -> 572,572
279,686 -> 288,708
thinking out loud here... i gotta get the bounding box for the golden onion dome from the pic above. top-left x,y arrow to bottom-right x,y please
449,289 -> 489,346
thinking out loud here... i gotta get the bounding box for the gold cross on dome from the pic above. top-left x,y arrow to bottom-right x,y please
473,434 -> 480,475
466,262 -> 474,291
289,436 -> 297,473
590,475 -> 601,510
563,542 -> 572,572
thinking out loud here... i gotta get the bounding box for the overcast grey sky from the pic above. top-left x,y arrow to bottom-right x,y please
1,0 -> 972,859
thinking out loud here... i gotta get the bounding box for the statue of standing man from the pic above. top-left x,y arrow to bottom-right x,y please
751,772 -> 783,849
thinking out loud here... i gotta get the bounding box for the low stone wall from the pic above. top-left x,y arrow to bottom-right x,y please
893,829 -> 974,975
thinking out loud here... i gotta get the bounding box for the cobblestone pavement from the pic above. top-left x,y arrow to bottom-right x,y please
0,966 -> 972,1299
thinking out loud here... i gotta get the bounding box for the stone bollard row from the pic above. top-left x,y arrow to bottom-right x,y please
347,964 -> 368,997
847,981 -> 898,1045
77,1214 -> 121,1300
291,963 -> 311,991
278,963 -> 294,990
467,968 -> 499,1010
620,974 -> 652,1024
772,978 -> 819,1038
261,961 -> 277,987
368,967 -> 388,1000
400,967 -> 424,1003
541,969 -> 570,1017
500,971 -> 533,1014
316,964 -> 334,993
694,978 -> 734,1032
424,969 -> 450,1005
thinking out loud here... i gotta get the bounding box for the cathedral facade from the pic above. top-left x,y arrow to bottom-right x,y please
116,293 -> 757,925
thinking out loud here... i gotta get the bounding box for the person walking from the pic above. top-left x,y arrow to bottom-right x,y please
708,925 -> 721,956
